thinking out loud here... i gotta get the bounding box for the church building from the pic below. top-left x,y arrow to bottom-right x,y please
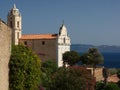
7,4 -> 71,67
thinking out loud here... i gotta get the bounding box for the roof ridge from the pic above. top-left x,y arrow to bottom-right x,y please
22,33 -> 55,35
20,33 -> 58,40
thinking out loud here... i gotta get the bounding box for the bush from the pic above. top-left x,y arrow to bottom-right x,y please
117,70 -> 120,79
104,83 -> 120,90
117,80 -> 120,88
96,82 -> 105,90
9,45 -> 42,90
50,66 -> 95,90
109,68 -> 117,75
41,60 -> 58,89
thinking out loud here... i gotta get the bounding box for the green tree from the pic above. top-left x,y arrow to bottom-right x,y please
41,60 -> 58,89
80,53 -> 94,65
81,48 -> 104,77
117,70 -> 120,79
63,51 -> 80,66
88,48 -> 104,67
117,70 -> 120,87
50,66 -> 95,90
9,45 -> 42,90
88,48 -> 104,76
103,68 -> 109,86
117,81 -> 120,88
104,83 -> 120,90
96,82 -> 120,90
96,82 -> 105,90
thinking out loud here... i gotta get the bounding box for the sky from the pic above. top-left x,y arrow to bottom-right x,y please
0,0 -> 120,46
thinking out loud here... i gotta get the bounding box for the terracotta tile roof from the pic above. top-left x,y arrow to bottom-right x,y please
107,74 -> 120,83
20,34 -> 58,40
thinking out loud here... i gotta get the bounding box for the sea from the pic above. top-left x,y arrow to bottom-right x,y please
71,44 -> 120,68
101,52 -> 120,68
79,52 -> 120,68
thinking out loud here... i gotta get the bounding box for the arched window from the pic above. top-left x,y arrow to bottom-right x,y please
64,38 -> 66,43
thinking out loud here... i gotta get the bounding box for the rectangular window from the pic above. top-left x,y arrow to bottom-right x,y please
10,21 -> 13,28
42,41 -> 45,45
24,41 -> 27,45
17,32 -> 19,39
17,21 -> 19,28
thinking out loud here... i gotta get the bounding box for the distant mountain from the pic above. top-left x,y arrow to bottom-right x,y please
71,44 -> 120,53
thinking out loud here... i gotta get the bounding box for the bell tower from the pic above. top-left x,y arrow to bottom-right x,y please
7,4 -> 22,45
57,23 -> 71,67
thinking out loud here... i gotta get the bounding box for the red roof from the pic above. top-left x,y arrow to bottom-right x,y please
20,34 -> 58,40
107,74 -> 120,83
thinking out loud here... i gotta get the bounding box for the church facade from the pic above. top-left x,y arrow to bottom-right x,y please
7,4 -> 71,67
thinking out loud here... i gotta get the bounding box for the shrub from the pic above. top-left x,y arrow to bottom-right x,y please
9,45 -> 42,90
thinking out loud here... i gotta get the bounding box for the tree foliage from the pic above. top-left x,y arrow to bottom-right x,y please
41,60 -> 57,74
50,66 -> 95,90
117,70 -> 120,88
88,48 -> 104,66
81,48 -> 104,66
117,80 -> 120,88
80,48 -> 104,77
41,60 -> 58,89
104,83 -> 120,90
9,45 -> 42,90
96,82 -> 105,90
96,82 -> 120,90
117,70 -> 120,79
63,51 -> 80,66
80,53 -> 94,65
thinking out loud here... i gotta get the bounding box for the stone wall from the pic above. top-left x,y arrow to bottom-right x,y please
94,67 -> 104,81
87,67 -> 104,81
0,20 -> 11,90
20,39 -> 57,62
